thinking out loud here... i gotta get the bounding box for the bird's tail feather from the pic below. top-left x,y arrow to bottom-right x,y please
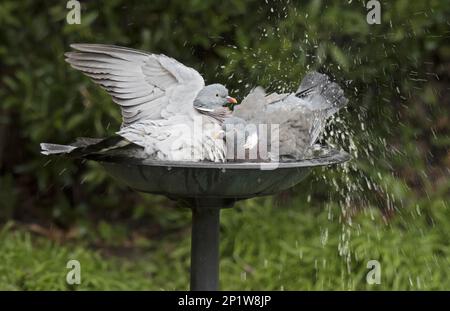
40,135 -> 131,157
296,72 -> 348,117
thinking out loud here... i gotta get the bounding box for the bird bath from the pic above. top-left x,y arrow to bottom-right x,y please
41,43 -> 352,290
82,146 -> 350,290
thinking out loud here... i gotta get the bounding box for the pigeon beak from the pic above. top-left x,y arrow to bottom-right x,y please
226,96 -> 238,105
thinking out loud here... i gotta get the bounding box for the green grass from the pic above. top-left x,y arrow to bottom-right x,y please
0,195 -> 448,290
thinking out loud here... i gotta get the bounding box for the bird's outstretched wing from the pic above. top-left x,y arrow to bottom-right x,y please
65,44 -> 205,126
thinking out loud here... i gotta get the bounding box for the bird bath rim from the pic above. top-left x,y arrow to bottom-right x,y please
94,146 -> 350,169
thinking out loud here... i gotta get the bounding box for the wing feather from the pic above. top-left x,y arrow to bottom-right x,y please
66,44 -> 204,125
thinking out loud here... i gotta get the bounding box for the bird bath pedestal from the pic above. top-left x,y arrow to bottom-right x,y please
96,148 -> 349,290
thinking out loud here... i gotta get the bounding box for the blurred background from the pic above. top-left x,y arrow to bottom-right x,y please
0,0 -> 448,290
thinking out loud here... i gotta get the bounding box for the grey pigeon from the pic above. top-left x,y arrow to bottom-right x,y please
41,44 -> 238,162
230,71 -> 348,160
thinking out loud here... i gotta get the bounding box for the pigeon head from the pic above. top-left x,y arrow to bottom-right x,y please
194,84 -> 238,113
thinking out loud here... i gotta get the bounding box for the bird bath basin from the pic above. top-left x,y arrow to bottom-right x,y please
91,146 -> 350,290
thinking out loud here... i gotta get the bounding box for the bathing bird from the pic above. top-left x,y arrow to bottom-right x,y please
41,44 -> 238,162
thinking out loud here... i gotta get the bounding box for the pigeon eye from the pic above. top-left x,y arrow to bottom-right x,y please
215,94 -> 219,97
